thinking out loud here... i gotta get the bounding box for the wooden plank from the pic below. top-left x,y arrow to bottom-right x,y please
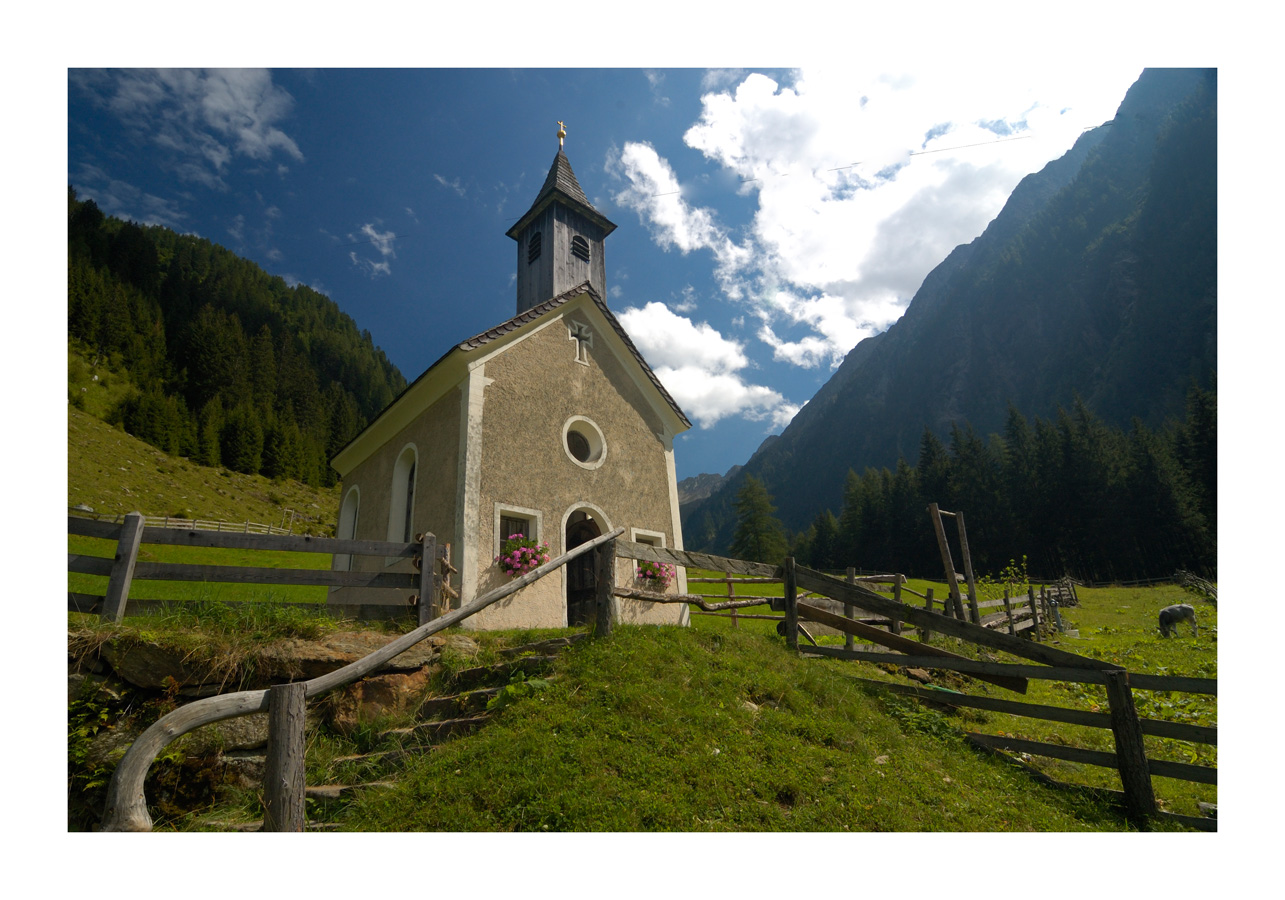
784,557 -> 799,650
138,526 -> 417,559
797,600 -> 1028,693
1147,758 -> 1217,786
263,683 -> 307,832
70,594 -> 416,621
793,564 -> 1114,671
955,510 -> 980,624
68,515 -> 123,540
102,512 -> 144,624
1140,719 -> 1217,746
614,539 -> 780,578
848,676 -> 1108,728
130,561 -> 419,590
799,646 -> 1113,684
418,532 -> 436,627
1105,670 -> 1157,819
920,588 -> 934,643
966,732 -> 1120,770
612,587 -> 769,611
1128,673 -> 1218,696
68,553 -> 114,576
687,577 -> 781,585
928,503 -> 966,619
594,538 -> 617,637
845,568 -> 856,652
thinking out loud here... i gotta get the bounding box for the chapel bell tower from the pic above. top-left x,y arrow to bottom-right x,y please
506,122 -> 616,315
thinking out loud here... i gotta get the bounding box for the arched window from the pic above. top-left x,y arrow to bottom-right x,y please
528,231 -> 542,264
336,486 -> 360,571
571,235 -> 590,262
388,445 -> 417,545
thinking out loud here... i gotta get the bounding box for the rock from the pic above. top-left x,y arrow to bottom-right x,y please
100,640 -> 221,691
257,631 -> 441,682
325,667 -> 436,734
443,634 -> 480,657
905,668 -> 932,684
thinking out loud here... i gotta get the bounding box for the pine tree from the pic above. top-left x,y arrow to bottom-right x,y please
730,476 -> 789,564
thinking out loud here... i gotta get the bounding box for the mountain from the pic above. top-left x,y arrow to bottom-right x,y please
677,465 -> 743,509
67,189 -> 407,486
683,68 -> 1216,554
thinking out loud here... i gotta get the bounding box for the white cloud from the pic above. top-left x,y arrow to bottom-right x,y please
349,223 -> 396,277
434,174 -> 466,197
613,66 -> 1143,371
71,164 -> 189,230
618,302 -> 795,430
72,69 -> 304,190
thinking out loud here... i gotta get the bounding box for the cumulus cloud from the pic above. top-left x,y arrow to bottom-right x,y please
612,66 -> 1141,373
618,302 -> 794,429
71,68 -> 303,190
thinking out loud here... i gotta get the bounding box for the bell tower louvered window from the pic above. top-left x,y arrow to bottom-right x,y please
528,231 -> 542,264
571,235 -> 590,262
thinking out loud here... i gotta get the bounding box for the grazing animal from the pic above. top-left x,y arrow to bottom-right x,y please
1158,603 -> 1198,637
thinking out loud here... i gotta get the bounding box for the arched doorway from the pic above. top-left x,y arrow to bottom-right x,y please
565,510 -> 602,626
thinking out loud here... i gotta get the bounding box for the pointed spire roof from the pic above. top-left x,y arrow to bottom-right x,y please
506,148 -> 616,241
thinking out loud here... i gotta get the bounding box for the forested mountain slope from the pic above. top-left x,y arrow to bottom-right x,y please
683,68 -> 1216,565
68,191 -> 407,486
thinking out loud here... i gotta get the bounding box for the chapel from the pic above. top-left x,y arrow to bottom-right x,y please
328,126 -> 692,629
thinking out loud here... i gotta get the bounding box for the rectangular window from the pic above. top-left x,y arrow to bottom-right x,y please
500,515 -> 530,541
494,503 -> 544,559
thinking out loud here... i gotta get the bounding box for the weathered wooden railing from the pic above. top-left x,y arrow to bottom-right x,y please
605,544 -> 1216,829
99,527 -> 625,832
777,562 -> 1215,830
68,512 -> 453,625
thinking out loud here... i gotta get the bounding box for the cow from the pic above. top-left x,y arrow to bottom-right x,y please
1158,603 -> 1198,637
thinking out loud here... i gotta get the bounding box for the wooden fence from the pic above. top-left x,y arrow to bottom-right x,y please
607,543 -> 1215,831
69,507 -> 297,536
68,512 -> 455,625
83,527 -> 1213,832
97,527 -> 625,831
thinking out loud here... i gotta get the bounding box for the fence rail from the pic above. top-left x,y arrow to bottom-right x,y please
771,558 -> 1215,827
70,507 -> 297,535
68,513 -> 447,625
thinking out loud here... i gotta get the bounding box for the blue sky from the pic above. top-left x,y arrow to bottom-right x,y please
67,64 -> 1148,481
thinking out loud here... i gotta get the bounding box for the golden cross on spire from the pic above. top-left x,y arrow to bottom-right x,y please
557,120 -> 566,150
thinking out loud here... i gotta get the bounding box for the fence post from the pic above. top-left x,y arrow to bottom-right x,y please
727,575 -> 738,629
1028,586 -> 1041,639
844,567 -> 856,651
1104,669 -> 1156,823
418,532 -> 437,627
891,574 -> 904,635
1003,586 -> 1016,636
928,503 -> 966,620
783,557 -> 798,651
955,510 -> 981,625
594,537 -> 617,638
263,682 -> 307,832
920,588 -> 934,643
102,511 -> 144,624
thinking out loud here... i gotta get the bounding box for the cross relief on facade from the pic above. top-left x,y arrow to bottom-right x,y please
569,321 -> 593,364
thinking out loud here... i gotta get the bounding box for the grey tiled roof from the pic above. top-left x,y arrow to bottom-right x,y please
506,150 -> 616,240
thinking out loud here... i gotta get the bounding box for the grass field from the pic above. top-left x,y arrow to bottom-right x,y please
682,569 -> 1217,819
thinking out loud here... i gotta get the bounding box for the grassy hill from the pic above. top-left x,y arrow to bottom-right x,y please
68,405 -> 340,532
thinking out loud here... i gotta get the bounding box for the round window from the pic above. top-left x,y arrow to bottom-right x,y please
563,417 -> 606,469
